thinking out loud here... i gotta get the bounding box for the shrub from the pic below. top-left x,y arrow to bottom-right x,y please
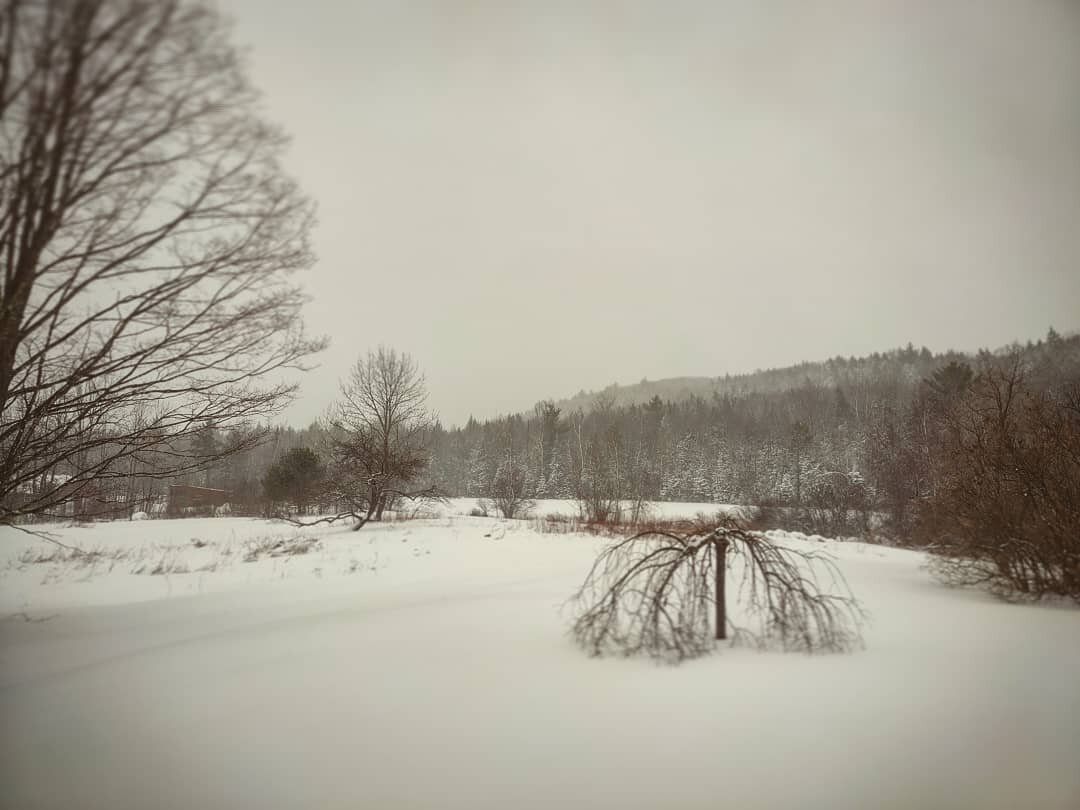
924,364 -> 1080,602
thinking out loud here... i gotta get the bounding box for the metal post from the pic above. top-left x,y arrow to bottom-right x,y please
715,537 -> 728,640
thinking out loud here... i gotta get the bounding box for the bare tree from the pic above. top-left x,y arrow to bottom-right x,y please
325,347 -> 439,530
925,359 -> 1080,602
533,399 -> 562,484
805,469 -> 871,537
577,423 -> 624,524
481,416 -> 534,519
0,0 -> 324,523
790,420 -> 811,507
623,408 -> 654,526
570,517 -> 866,662
567,395 -> 625,524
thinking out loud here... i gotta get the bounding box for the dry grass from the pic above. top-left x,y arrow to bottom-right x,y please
529,510 -> 736,539
242,535 -> 322,562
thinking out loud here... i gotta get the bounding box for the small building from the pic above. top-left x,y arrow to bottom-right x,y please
167,485 -> 232,517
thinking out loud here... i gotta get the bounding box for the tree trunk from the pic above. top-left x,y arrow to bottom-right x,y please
794,447 -> 802,507
715,537 -> 728,640
352,499 -> 378,532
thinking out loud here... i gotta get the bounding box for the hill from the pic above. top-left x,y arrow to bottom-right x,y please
545,330 -> 1079,415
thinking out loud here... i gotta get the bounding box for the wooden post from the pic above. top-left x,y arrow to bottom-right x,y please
715,537 -> 728,640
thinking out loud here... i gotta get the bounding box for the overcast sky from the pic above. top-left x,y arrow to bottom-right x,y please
219,0 -> 1080,428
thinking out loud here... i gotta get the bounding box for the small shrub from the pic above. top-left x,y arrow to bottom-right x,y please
569,517 -> 867,662
243,534 -> 321,562
149,557 -> 189,575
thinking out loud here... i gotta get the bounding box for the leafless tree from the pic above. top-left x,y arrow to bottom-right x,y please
790,420 -> 811,506
569,517 -> 866,662
481,416 -> 534,519
324,347 -> 439,530
533,399 -> 562,483
805,469 -> 871,537
576,427 -> 625,524
925,359 -> 1080,602
573,397 -> 625,524
0,0 -> 324,523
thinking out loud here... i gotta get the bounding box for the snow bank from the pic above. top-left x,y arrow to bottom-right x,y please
1,515 -> 1077,809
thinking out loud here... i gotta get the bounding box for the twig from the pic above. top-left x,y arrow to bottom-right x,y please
5,523 -> 89,555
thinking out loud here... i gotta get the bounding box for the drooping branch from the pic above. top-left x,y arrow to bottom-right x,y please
271,511 -> 361,529
273,485 -> 445,532
725,528 -> 867,652
569,518 -> 866,663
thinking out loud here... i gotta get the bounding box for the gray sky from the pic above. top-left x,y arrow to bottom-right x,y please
220,0 -> 1080,428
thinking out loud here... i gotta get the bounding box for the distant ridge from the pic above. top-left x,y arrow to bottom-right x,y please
541,329 -> 1079,415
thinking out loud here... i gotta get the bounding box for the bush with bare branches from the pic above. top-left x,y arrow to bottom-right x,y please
569,518 -> 866,663
480,459 -> 534,519
479,417 -> 534,519
923,361 -> 1080,602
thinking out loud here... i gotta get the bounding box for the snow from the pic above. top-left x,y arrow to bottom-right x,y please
440,496 -> 751,520
1,508 -> 1078,809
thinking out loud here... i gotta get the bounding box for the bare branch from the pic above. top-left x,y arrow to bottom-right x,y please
569,518 -> 867,663
1,0 -> 325,523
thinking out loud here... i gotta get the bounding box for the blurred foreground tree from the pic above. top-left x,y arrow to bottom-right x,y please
0,0 -> 324,523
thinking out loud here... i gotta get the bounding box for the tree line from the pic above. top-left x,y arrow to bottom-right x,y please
420,333 -> 1075,524
191,332 -> 1075,533
245,331 -> 1080,601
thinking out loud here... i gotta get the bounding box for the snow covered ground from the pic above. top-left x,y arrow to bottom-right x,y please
1,504 -> 1078,809
442,496 -> 752,520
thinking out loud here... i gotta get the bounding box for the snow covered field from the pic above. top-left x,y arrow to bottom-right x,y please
1,504 -> 1078,809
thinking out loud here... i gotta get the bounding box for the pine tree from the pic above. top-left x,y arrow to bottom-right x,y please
467,446 -> 489,498
545,448 -> 572,499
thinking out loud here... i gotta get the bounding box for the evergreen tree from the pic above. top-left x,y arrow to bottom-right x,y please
263,448 -> 325,513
